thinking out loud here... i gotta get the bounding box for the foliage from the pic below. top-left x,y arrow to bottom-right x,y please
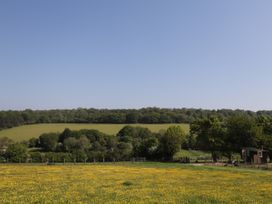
117,125 -> 159,159
0,123 -> 189,142
28,137 -> 38,148
225,115 -> 261,152
173,150 -> 212,161
5,143 -> 28,162
2,113 -> 272,163
39,133 -> 59,151
0,107 -> 269,130
28,152 -> 43,162
191,117 -> 225,162
114,142 -> 133,161
0,137 -> 13,149
158,126 -> 186,161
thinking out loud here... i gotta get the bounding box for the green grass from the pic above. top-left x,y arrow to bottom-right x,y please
0,123 -> 189,142
173,149 -> 212,162
173,150 -> 241,162
174,149 -> 211,159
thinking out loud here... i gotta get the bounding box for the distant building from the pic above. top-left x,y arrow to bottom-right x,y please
242,147 -> 270,164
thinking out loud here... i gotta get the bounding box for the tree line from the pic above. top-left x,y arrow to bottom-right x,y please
1,114 -> 272,163
0,125 -> 186,163
1,107 -> 272,130
190,115 -> 272,161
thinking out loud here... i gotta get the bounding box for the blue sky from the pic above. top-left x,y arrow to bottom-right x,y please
1,0 -> 272,111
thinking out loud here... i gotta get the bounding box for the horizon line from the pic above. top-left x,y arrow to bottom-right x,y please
0,106 -> 271,113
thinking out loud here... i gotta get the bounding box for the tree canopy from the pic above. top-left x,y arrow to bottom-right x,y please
1,108 -> 272,130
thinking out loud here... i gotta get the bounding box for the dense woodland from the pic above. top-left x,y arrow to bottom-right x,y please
1,114 -> 272,163
0,126 -> 184,163
1,107 -> 272,130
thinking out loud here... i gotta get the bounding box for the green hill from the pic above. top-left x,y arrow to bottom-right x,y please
0,123 -> 189,142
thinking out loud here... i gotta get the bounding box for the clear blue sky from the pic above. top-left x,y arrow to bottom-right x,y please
1,0 -> 272,111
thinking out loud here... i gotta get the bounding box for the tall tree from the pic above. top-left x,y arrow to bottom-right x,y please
39,133 -> 59,151
158,126 -> 186,161
226,115 -> 260,152
191,117 -> 225,162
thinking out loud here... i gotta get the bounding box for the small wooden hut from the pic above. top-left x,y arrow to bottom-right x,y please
242,147 -> 270,164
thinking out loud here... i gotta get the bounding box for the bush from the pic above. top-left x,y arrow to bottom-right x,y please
71,150 -> 87,162
44,152 -> 72,163
29,152 -> 43,162
123,181 -> 133,186
5,143 -> 28,163
0,155 -> 6,163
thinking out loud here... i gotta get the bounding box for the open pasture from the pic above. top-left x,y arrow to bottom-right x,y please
0,123 -> 189,141
0,163 -> 272,203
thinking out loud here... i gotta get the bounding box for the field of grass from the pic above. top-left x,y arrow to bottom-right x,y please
173,150 -> 242,163
173,150 -> 212,161
0,162 -> 271,203
0,123 -> 189,142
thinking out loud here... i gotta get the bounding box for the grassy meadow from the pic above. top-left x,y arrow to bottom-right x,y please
0,162 -> 271,203
174,150 -> 211,160
0,123 -> 189,141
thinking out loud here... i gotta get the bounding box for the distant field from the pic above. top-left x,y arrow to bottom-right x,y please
174,149 -> 212,160
0,162 -> 272,203
0,123 -> 189,141
173,150 -> 241,162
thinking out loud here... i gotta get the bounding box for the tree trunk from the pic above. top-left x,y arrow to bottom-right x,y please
212,152 -> 218,163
